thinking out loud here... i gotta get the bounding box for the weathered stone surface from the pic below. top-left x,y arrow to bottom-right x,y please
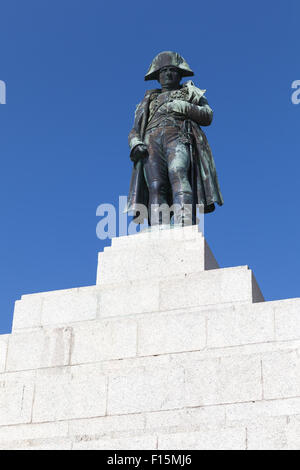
12,287 -> 100,331
97,226 -> 220,287
137,311 -> 206,356
247,417 -> 291,450
32,364 -> 107,422
0,421 -> 69,441
0,371 -> 35,426
99,280 -> 160,318
285,416 -> 300,450
2,227 -> 300,449
226,397 -> 300,426
6,327 -> 71,372
207,303 -> 274,348
0,437 -> 73,450
73,435 -> 157,450
68,413 -> 145,439
185,354 -> 262,406
160,266 -> 262,311
98,235 -> 219,287
107,365 -> 185,415
12,295 -> 43,330
145,406 -> 226,433
42,289 -> 99,326
110,224 -> 202,249
98,246 -> 205,284
71,318 -> 137,364
274,298 -> 300,341
158,427 -> 246,450
262,349 -> 300,400
0,335 -> 8,373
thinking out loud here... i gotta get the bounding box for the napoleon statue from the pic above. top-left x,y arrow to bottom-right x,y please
126,51 -> 223,226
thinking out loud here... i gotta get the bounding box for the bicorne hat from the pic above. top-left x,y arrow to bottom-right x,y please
144,51 -> 194,81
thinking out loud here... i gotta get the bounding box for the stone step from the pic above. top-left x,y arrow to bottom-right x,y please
98,226 -> 218,284
110,224 -> 203,248
5,298 -> 300,373
12,266 -> 264,331
97,241 -> 218,284
0,398 -> 300,449
3,226 -> 299,449
2,337 -> 300,427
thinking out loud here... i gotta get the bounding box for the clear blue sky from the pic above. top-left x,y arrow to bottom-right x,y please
0,0 -> 299,334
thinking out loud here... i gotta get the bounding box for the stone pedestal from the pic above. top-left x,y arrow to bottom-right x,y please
0,226 -> 300,449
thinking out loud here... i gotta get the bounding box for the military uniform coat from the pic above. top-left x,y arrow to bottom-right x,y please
126,81 -> 224,220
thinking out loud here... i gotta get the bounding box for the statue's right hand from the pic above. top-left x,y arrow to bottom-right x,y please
131,144 -> 148,163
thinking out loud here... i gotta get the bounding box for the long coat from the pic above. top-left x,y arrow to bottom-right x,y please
126,82 -> 224,221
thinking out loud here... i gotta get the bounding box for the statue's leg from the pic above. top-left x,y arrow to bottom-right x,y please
165,127 -> 193,226
143,128 -> 170,225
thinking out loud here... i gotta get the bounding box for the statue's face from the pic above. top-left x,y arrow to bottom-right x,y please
158,66 -> 181,88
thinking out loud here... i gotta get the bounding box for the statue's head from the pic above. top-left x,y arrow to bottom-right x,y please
144,51 -> 194,84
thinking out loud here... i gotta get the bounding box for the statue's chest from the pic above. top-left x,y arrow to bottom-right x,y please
149,88 -> 190,118
149,92 -> 170,115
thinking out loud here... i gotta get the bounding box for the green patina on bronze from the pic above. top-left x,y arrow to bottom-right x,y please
144,51 -> 194,81
126,51 -> 224,225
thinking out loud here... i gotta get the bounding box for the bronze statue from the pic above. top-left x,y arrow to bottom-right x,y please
126,51 -> 223,226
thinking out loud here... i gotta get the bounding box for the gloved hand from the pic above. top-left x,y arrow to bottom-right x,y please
167,99 -> 190,115
130,144 -> 148,163
167,98 -> 213,126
